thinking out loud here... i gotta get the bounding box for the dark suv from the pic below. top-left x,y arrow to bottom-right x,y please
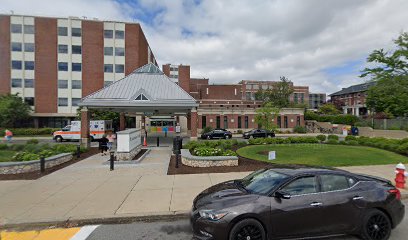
243,129 -> 275,139
201,129 -> 232,139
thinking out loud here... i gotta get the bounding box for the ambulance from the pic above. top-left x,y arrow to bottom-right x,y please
53,120 -> 113,142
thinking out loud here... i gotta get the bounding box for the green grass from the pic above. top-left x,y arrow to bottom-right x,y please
0,150 -> 17,162
236,144 -> 408,167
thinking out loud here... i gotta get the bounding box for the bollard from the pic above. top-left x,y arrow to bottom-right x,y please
157,136 -> 159,147
40,156 -> 45,173
175,151 -> 179,168
110,151 -> 114,171
76,145 -> 81,158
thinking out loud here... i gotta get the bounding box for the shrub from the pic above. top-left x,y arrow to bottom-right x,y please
345,135 -> 357,141
236,130 -> 243,134
397,143 -> 408,155
222,150 -> 237,156
13,152 -> 40,161
327,139 -> 338,144
328,135 -> 339,141
0,143 -> 8,150
316,135 -> 326,142
0,128 -> 59,136
23,144 -> 43,153
347,140 -> 359,146
26,139 -> 39,144
193,147 -> 223,156
201,126 -> 213,134
293,126 -> 307,133
10,144 -> 25,151
339,140 -> 347,145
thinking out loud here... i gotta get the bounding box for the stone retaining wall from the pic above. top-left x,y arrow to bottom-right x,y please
358,127 -> 408,139
180,149 -> 238,167
115,145 -> 142,161
0,153 -> 73,174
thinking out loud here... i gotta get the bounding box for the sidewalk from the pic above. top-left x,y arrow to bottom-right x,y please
0,147 -> 406,228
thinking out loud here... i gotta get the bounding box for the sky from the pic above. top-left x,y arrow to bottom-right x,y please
2,0 -> 408,94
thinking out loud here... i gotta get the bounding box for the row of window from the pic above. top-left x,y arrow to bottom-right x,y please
58,80 -> 82,89
11,78 -> 34,88
58,98 -> 81,107
58,45 -> 82,54
11,42 -> 35,52
11,61 -> 34,70
58,62 -> 82,72
104,47 -> 125,56
104,29 -> 125,39
58,27 -> 82,37
11,24 -> 34,34
103,64 -> 124,73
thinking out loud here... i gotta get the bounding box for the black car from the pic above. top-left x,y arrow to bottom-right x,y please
201,129 -> 232,140
243,129 -> 275,139
191,167 -> 404,240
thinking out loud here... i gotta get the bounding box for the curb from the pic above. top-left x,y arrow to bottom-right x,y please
0,212 -> 190,231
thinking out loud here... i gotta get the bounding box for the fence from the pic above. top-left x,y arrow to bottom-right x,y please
357,118 -> 408,130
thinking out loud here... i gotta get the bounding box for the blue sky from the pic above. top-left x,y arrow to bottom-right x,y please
2,0 -> 407,93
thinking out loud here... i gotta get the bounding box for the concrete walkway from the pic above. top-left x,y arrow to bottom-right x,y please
0,147 -> 406,228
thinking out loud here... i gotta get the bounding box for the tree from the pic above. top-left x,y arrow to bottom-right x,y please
361,32 -> 408,116
255,76 -> 294,108
254,103 -> 279,131
318,103 -> 341,115
76,107 -> 120,130
366,75 -> 408,117
0,94 -> 31,127
361,32 -> 408,79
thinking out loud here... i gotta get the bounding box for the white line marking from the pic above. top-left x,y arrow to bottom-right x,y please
70,225 -> 99,240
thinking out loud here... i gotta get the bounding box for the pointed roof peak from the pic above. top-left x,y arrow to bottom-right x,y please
133,63 -> 163,74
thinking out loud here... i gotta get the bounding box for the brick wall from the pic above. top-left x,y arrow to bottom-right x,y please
200,85 -> 242,100
178,65 -> 190,93
0,16 -> 10,95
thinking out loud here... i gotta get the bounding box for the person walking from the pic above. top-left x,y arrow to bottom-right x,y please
107,132 -> 116,151
4,129 -> 13,143
99,134 -> 109,156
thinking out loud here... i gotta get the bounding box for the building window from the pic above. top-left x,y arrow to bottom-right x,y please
71,28 -> 81,37
238,116 -> 242,128
115,64 -> 124,73
104,47 -> 113,56
24,25 -> 35,34
11,42 -> 22,51
58,98 -> 68,107
115,47 -> 125,56
294,93 -> 298,104
246,84 -> 252,90
24,97 -> 34,106
277,116 -> 281,128
297,116 -> 301,126
72,80 -> 82,89
244,116 -> 249,128
115,30 -> 124,39
24,43 -> 35,52
58,44 -> 68,54
72,63 -> 82,72
58,27 -> 68,36
72,98 -> 81,106
58,62 -> 68,71
11,78 -> 22,88
216,116 -> 221,129
245,92 -> 251,100
224,116 -> 228,129
104,81 -> 113,87
58,80 -> 68,89
104,64 -> 113,73
11,60 -> 22,70
24,61 -> 35,70
202,116 -> 206,128
72,45 -> 81,54
284,116 -> 288,128
253,84 -> 259,90
11,24 -> 22,33
104,30 -> 113,38
24,79 -> 34,88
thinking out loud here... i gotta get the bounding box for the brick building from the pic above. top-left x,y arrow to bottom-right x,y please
0,14 -> 157,128
309,93 -> 327,110
329,82 -> 376,116
161,64 -> 307,133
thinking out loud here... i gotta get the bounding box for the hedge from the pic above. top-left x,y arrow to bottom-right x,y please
0,128 -> 59,136
305,111 -> 359,125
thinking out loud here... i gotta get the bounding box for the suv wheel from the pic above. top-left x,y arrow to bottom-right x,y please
207,135 -> 211,140
229,218 -> 266,240
360,209 -> 391,240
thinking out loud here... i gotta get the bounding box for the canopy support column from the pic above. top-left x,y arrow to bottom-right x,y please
120,113 -> 126,131
80,107 -> 91,148
191,108 -> 198,139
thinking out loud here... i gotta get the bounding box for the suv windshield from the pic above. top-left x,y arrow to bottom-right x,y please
239,169 -> 289,195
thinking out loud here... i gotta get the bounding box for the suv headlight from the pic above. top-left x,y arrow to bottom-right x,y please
199,210 -> 228,221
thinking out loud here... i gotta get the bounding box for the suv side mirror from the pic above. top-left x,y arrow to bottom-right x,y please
274,190 -> 291,199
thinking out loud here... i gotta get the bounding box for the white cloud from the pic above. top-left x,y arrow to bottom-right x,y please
2,0 -> 408,94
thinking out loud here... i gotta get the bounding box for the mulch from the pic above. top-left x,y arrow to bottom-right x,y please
167,154 -> 275,175
0,147 -> 100,181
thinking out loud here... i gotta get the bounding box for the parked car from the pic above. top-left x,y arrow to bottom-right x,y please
243,128 -> 275,139
201,129 -> 232,140
191,166 -> 404,240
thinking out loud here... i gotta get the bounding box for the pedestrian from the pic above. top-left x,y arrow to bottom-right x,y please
107,132 -> 116,151
99,134 -> 109,156
4,129 -> 13,143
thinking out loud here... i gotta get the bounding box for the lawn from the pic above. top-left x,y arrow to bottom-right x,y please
236,144 -> 408,167
0,150 -> 17,162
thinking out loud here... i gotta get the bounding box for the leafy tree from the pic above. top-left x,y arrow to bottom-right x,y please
0,94 -> 31,127
361,32 -> 408,79
255,76 -> 294,108
76,107 -> 120,130
366,75 -> 408,117
254,103 -> 279,131
318,103 -> 340,115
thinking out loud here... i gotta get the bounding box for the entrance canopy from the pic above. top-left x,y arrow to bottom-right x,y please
79,63 -> 198,114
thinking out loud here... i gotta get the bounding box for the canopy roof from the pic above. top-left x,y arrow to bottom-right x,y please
79,63 -> 198,113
